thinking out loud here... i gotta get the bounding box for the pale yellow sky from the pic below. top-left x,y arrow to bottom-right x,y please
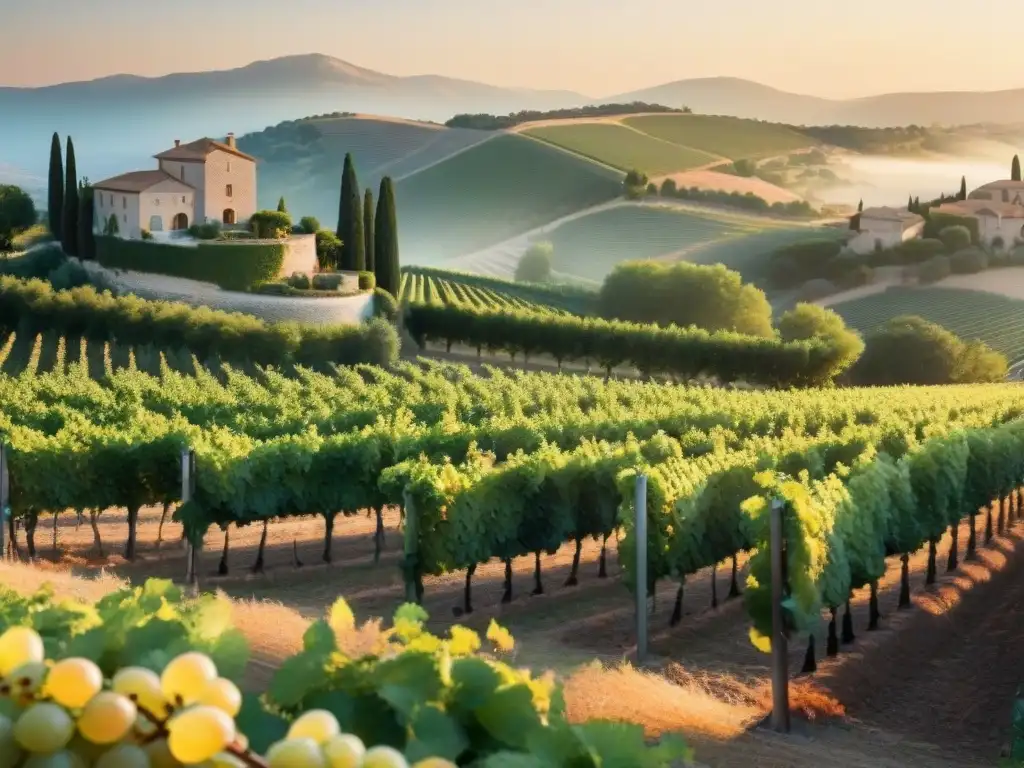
4,0 -> 1024,97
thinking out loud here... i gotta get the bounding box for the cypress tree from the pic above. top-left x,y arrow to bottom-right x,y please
1013,155 -> 1021,182
277,196 -> 288,213
61,137 -> 79,256
336,153 -> 365,271
374,177 -> 400,296
77,183 -> 96,261
47,133 -> 64,239
363,187 -> 375,272
907,194 -> 913,211
959,176 -> 967,200
857,199 -> 863,213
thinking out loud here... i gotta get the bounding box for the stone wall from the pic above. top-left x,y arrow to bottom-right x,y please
279,234 -> 317,276
77,260 -> 374,325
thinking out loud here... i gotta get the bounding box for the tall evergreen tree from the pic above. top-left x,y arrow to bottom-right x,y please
959,176 -> 967,201
914,196 -> 920,211
374,177 -> 400,296
363,188 -> 375,272
857,199 -> 863,212
277,196 -> 288,213
61,137 -> 79,256
336,153 -> 365,271
47,133 -> 64,239
907,194 -> 913,211
77,182 -> 96,261
1013,155 -> 1021,182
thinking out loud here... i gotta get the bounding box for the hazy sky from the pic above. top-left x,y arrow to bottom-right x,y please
4,0 -> 1024,97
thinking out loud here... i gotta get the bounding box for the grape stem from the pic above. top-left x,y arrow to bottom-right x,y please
135,702 -> 268,766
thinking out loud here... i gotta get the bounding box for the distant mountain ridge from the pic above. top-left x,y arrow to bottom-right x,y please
5,53 -> 1024,182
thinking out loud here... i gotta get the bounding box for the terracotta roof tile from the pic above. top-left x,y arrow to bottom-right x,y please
155,138 -> 257,163
92,170 -> 194,193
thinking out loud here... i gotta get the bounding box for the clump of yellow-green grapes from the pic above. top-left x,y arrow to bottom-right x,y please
0,625 -> 453,768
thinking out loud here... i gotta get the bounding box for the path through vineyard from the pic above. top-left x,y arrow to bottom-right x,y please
23,502 -> 1024,767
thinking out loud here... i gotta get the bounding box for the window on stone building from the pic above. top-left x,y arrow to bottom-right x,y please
226,184 -> 233,197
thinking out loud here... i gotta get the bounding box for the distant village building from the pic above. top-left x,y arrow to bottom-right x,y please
851,179 -> 1024,253
847,207 -> 925,255
93,134 -> 257,240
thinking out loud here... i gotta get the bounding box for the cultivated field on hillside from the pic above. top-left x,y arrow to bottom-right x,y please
830,286 -> 1024,364
395,134 -> 623,264
624,114 -> 817,160
541,204 -> 758,282
524,123 -> 718,176
399,267 -> 594,315
683,223 -> 848,284
661,169 -> 804,203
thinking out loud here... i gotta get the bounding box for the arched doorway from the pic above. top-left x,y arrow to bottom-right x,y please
222,209 -> 236,225
171,213 -> 189,231
149,215 -> 163,232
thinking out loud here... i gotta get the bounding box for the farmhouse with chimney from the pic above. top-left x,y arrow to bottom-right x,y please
92,134 -> 257,240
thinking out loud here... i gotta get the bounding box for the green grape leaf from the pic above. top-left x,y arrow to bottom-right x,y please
475,684 -> 543,750
450,657 -> 502,710
190,595 -> 233,641
476,752 -> 550,768
307,689 -> 406,749
372,652 -> 444,719
138,579 -> 181,613
59,626 -> 107,663
120,618 -> 188,668
235,693 -> 289,755
206,629 -> 250,682
393,603 -> 428,626
302,619 -> 337,655
404,704 -> 468,763
268,650 -> 326,708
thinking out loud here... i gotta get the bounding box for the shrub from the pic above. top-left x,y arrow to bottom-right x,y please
312,272 -> 344,291
926,213 -> 978,243
777,302 -> 864,376
298,215 -> 320,234
188,221 -> 221,240
950,247 -> 988,274
373,287 -> 399,323
1010,246 -> 1024,266
891,237 -> 945,264
0,243 -> 65,280
0,275 -> 399,368
253,281 -> 295,296
623,169 -> 649,199
939,225 -> 972,253
103,214 -> 120,236
992,235 -> 1006,251
600,260 -> 773,337
140,229 -> 153,241
358,271 -> 376,290
249,209 -> 292,239
288,272 -> 311,290
515,242 -> 553,283
849,315 -> 1006,385
646,181 -> 658,196
47,260 -> 89,291
96,236 -> 284,291
660,178 -> 677,196
315,229 -> 342,270
916,255 -> 951,284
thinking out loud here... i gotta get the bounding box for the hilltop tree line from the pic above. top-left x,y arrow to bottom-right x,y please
445,102 -> 690,131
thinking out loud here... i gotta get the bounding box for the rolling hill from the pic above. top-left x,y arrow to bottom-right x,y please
523,122 -> 718,175
621,114 -> 817,160
393,134 -> 623,264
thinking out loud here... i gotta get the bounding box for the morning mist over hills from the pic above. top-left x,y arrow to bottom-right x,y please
6,52 -> 1024,185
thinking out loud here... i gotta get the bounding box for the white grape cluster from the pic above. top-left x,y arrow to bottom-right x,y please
0,626 -> 456,768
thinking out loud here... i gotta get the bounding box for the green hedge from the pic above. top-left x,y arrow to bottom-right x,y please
0,276 -> 399,368
96,235 -> 284,291
405,302 -> 855,386
924,212 -> 980,244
